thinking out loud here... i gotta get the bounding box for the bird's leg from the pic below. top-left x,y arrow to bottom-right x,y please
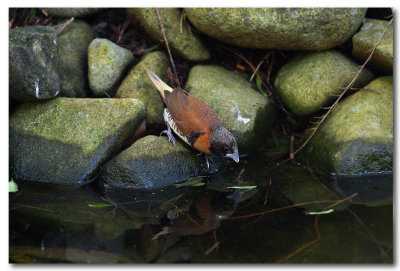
160,122 -> 176,147
196,152 -> 210,169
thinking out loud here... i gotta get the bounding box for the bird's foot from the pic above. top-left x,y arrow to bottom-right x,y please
160,124 -> 176,147
196,152 -> 209,169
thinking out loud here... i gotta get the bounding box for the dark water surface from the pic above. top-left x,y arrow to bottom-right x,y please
9,155 -> 393,263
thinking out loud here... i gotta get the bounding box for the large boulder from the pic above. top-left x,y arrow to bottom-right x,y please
352,19 -> 393,75
9,26 -> 60,102
10,98 -> 146,185
115,51 -> 169,129
274,50 -> 374,116
184,8 -> 367,50
127,8 -> 210,61
58,20 -> 96,97
185,65 -> 276,154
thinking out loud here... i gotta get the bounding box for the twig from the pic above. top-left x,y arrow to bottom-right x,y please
291,17 -> 393,159
250,51 -> 272,81
155,8 -> 181,87
57,17 -> 74,34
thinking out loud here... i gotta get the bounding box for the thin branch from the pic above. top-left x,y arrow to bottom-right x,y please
155,8 -> 181,87
57,17 -> 74,34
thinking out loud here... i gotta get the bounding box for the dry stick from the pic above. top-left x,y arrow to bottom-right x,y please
155,8 -> 181,88
291,17 -> 393,159
57,17 -> 74,34
250,51 -> 272,81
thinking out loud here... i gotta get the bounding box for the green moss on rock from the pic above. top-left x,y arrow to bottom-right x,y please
10,98 -> 146,185
115,51 -> 169,129
185,8 -> 366,50
352,19 -> 393,75
274,50 -> 374,116
127,8 -> 210,61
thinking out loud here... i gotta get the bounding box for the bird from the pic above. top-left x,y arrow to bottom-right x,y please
146,69 -> 239,165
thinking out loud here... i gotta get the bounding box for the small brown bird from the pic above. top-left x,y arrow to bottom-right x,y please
147,69 -> 239,164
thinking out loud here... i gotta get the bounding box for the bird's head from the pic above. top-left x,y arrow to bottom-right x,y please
209,123 -> 239,163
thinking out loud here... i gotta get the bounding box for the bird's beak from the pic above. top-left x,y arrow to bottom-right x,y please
224,149 -> 239,163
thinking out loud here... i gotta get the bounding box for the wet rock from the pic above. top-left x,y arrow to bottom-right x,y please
185,65 -> 276,154
9,26 -> 60,102
42,8 -> 103,18
300,77 -> 393,205
127,8 -> 210,62
352,19 -> 393,74
10,97 -> 146,185
274,50 -> 374,116
58,20 -> 96,97
99,135 -> 225,189
115,51 -> 169,129
88,38 -> 134,96
184,8 -> 366,51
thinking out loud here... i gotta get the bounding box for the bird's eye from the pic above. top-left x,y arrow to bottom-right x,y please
223,146 -> 230,152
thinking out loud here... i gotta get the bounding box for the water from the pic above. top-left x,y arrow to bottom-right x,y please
9,153 -> 393,263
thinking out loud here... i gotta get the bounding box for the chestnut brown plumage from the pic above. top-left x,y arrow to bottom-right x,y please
147,69 -> 239,163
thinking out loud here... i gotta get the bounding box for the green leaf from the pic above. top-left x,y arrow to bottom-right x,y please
9,179 -> 18,193
270,130 -> 279,147
29,8 -> 37,24
88,203 -> 113,208
142,44 -> 160,57
255,75 -> 268,97
174,176 -> 204,188
305,209 -> 334,215
227,185 -> 257,190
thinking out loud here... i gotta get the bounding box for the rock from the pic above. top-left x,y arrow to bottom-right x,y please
127,8 -> 210,62
115,51 -> 169,129
300,77 -> 393,205
274,50 -> 374,116
58,20 -> 96,97
184,65 -> 276,154
41,8 -> 103,18
9,26 -> 60,102
99,135 -> 225,189
184,8 -> 367,51
88,38 -> 134,96
352,19 -> 393,75
10,97 -> 146,185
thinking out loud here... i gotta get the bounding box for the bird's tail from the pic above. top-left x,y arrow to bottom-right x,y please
146,69 -> 173,102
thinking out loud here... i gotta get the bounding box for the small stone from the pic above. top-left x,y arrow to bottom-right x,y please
99,135 -> 225,189
274,50 -> 374,116
9,26 -> 60,102
352,19 -> 393,74
10,97 -> 146,185
88,38 -> 134,96
58,20 -> 96,97
115,51 -> 169,129
185,8 -> 367,50
185,65 -> 276,154
127,8 -> 210,62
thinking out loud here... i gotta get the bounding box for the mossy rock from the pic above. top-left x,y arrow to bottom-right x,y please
42,8 -> 104,18
9,26 -> 60,102
185,65 -> 276,154
115,51 -> 169,129
58,20 -> 96,97
88,38 -> 134,96
10,97 -> 146,185
185,8 -> 366,50
352,19 -> 393,75
99,135 -> 225,189
301,76 -> 393,175
274,50 -> 374,116
127,8 -> 210,62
